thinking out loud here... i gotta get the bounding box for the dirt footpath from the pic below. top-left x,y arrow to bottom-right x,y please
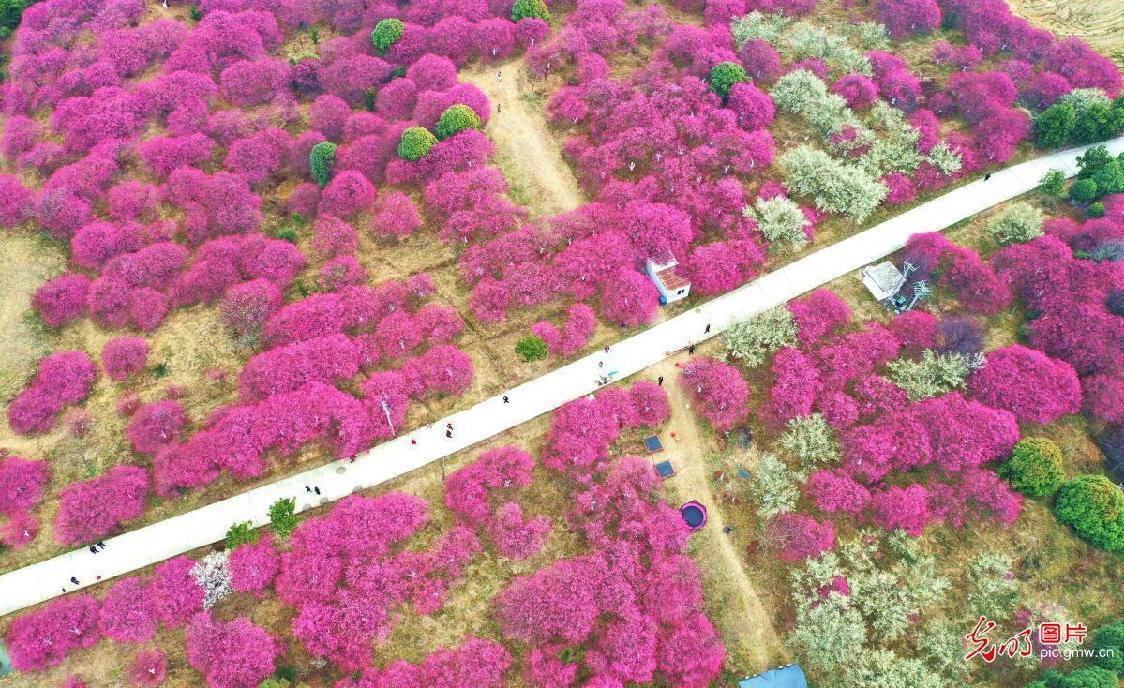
460,60 -> 584,217
649,357 -> 789,674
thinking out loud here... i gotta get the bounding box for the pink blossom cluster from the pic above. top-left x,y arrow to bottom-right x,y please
5,595 -> 101,671
498,455 -> 724,687
8,351 -> 97,435
446,446 -> 553,559
0,456 -> 51,549
186,612 -> 279,688
991,223 -> 1124,424
229,536 -> 280,596
54,465 -> 150,545
679,357 -> 751,432
531,304 -> 598,357
541,382 -> 671,476
337,637 -> 512,688
282,493 -> 480,671
903,232 -> 1011,315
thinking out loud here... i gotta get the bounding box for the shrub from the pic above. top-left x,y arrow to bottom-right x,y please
516,335 -> 548,362
99,576 -> 157,643
512,0 -> 550,21
225,521 -> 258,549
6,595 -> 100,671
371,18 -> 404,54
987,202 -> 1045,246
755,195 -> 809,249
102,337 -> 148,382
1054,475 -> 1124,555
269,498 -> 298,537
128,649 -> 167,687
397,126 -> 438,160
186,614 -> 278,688
1070,178 -> 1099,203
309,141 -> 337,187
1039,169 -> 1066,197
887,350 -> 972,399
1000,438 -> 1065,498
710,62 -> 750,100
435,104 -> 483,140
9,351 -> 98,435
229,537 -> 279,595
1092,618 -> 1124,672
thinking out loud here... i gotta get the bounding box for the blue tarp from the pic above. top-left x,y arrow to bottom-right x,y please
654,460 -> 674,478
643,435 -> 663,453
738,665 -> 808,688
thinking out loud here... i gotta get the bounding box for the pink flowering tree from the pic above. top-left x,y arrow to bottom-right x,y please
55,465 -> 150,545
128,649 -> 168,687
98,576 -> 157,643
967,345 -> 1082,424
8,351 -> 97,435
186,613 -> 279,688
229,536 -> 280,596
102,337 -> 148,382
5,595 -> 101,671
679,357 -> 750,431
766,513 -> 836,561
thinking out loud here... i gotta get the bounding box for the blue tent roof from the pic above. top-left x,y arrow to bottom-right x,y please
738,665 -> 808,688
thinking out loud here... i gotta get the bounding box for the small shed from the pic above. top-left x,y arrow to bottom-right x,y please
859,261 -> 905,303
645,252 -> 691,305
738,665 -> 809,688
643,435 -> 664,453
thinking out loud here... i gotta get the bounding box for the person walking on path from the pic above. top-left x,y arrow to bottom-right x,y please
704,323 -> 711,334
97,541 -> 105,550
657,376 -> 664,386
984,173 -> 991,181
314,487 -> 321,496
688,344 -> 696,354
445,429 -> 453,438
503,396 -> 509,403
89,546 -> 97,554
305,486 -> 312,493
70,576 -> 79,586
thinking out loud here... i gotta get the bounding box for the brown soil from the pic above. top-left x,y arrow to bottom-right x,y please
460,59 -> 585,217
648,358 -> 788,674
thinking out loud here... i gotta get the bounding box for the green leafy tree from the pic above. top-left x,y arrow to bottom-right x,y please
397,126 -> 438,160
709,61 -> 750,99
839,649 -> 944,688
1092,618 -> 1124,672
512,0 -> 550,21
1091,159 -> 1124,196
781,144 -> 888,223
435,104 -> 482,140
1076,145 -> 1114,177
0,0 -> 27,32
887,351 -> 972,399
917,620 -> 972,683
754,196 -> 810,249
987,201 -> 1045,246
515,335 -> 548,362
1069,178 -> 1100,203
1038,169 -> 1066,197
309,141 -> 337,188
1073,101 -> 1124,144
1034,103 -> 1077,148
259,679 -> 291,688
787,595 -> 867,675
1038,667 -> 1120,688
1054,475 -> 1124,555
724,306 -> 797,367
371,18 -> 404,54
750,453 -> 801,519
1088,201 -> 1106,217
269,498 -> 299,537
778,414 -> 840,467
1000,438 -> 1065,498
225,521 -> 258,549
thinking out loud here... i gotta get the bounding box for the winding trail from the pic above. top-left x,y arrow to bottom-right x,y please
460,60 -> 584,215
0,132 -> 1120,620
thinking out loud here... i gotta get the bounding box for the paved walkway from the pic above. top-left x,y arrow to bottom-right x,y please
1,137 -> 1120,618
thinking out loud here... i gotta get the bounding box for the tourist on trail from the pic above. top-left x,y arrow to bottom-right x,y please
658,376 -> 664,386
503,396 -> 509,403
704,323 -> 711,334
70,576 -> 79,585
314,487 -> 321,496
446,429 -> 453,438
89,546 -> 98,554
